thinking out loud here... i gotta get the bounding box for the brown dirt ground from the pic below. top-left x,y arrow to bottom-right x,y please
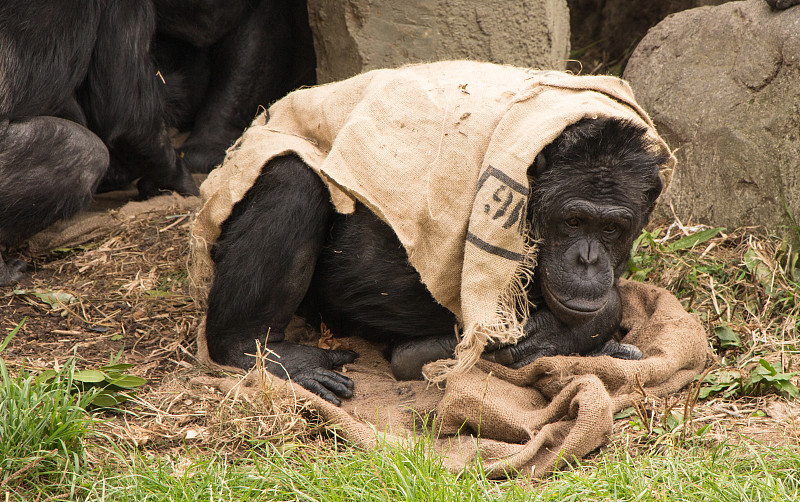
1,193 -> 798,462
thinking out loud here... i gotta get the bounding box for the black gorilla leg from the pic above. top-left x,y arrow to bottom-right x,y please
0,117 -> 109,285
205,155 -> 356,404
178,0 -> 295,173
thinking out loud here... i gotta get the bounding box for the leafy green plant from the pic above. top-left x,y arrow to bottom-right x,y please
38,362 -> 147,408
743,359 -> 799,399
714,325 -> 742,351
11,288 -> 78,316
697,360 -> 799,400
0,356 -> 97,495
667,227 -> 725,252
697,369 -> 742,400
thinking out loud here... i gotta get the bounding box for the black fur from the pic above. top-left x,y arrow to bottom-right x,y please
0,0 -> 198,285
205,117 -> 666,404
153,0 -> 316,173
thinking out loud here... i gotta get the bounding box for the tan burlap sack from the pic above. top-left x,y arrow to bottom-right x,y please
190,61 -> 676,379
26,192 -> 199,255
194,279 -> 708,479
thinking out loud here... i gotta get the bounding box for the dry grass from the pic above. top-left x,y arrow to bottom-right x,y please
1,198 -> 798,465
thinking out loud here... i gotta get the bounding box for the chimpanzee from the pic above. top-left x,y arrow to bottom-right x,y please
203,116 -> 666,405
152,0 -> 316,173
0,0 -> 198,286
766,0 -> 800,9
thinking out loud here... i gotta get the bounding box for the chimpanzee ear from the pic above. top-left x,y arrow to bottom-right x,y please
528,151 -> 547,178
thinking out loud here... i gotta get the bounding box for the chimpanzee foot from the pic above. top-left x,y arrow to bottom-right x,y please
136,166 -> 199,199
0,257 -> 27,286
588,339 -> 643,360
261,341 -> 357,406
390,335 -> 458,380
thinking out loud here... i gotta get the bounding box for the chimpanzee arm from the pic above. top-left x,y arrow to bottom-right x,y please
152,0 -> 251,47
0,117 -> 109,285
483,287 -> 641,368
78,0 -> 196,198
177,0 -> 294,173
204,155 -> 356,405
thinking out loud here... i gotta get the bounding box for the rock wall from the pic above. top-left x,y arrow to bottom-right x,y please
307,0 -> 571,84
567,0 -> 730,73
624,0 -> 800,231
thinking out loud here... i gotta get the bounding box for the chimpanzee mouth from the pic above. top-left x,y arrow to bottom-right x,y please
541,282 -> 609,324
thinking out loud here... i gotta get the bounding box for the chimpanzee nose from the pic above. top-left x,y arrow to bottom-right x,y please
578,240 -> 599,267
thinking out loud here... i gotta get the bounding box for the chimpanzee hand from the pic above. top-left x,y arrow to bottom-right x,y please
587,339 -> 643,360
136,166 -> 199,199
263,341 -> 357,406
481,310 -> 565,368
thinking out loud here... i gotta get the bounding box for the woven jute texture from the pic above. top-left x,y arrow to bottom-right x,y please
190,60 -> 676,380
196,279 -> 707,478
189,61 -> 702,477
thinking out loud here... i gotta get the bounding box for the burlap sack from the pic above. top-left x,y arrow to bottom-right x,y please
195,279 -> 708,478
190,61 -> 676,379
189,62 -> 705,476
26,192 -> 199,255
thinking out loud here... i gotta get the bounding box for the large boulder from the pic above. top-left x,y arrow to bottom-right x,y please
567,0 -> 730,73
307,0 -> 571,84
624,0 -> 800,231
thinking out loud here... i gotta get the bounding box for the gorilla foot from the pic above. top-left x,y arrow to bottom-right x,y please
0,256 -> 27,286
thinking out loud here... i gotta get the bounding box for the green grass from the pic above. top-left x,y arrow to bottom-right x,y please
14,435 -> 794,502
0,355 -> 98,499
2,363 -> 799,502
3,223 -> 800,501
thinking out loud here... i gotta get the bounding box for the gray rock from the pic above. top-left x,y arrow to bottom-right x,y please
624,0 -> 800,231
567,0 -> 730,74
307,0 -> 571,84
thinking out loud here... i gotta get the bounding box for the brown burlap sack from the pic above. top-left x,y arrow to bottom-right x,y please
26,192 -> 199,255
188,62 -> 703,476
195,279 -> 708,479
190,61 -> 676,380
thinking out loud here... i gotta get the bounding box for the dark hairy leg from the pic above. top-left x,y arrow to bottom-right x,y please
205,155 -> 356,404
179,0 -> 294,173
79,0 -> 197,197
0,117 -> 109,285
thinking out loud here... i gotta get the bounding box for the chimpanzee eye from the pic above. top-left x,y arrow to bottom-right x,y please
603,223 -> 618,234
565,217 -> 580,228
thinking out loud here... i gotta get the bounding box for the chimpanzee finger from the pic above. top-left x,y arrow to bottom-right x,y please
312,368 -> 354,396
326,349 -> 358,368
481,347 -> 515,366
589,340 -> 643,360
297,377 -> 343,406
